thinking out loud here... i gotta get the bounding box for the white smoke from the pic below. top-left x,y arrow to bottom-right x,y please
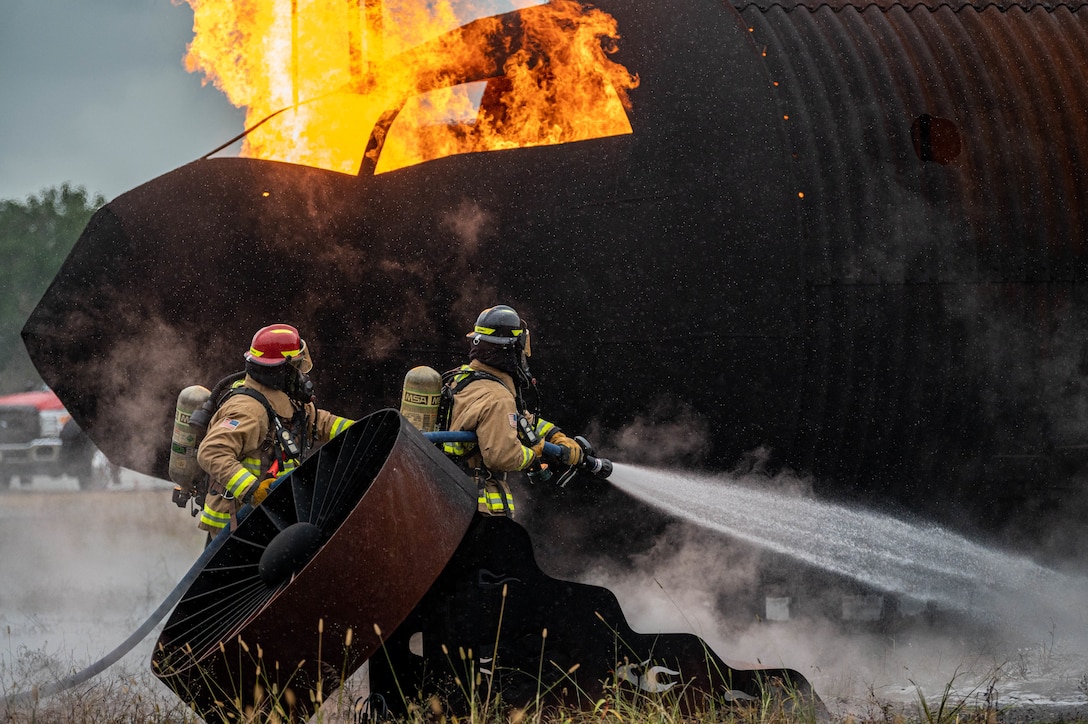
0,484 -> 204,705
592,396 -> 712,467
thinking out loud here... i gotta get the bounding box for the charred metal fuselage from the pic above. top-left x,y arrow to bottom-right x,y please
23,0 -> 1088,545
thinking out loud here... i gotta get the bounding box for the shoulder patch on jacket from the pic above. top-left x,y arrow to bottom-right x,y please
219,418 -> 241,430
508,412 -> 518,429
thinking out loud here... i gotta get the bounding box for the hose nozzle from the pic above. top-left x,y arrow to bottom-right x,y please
584,455 -> 613,479
573,436 -> 612,478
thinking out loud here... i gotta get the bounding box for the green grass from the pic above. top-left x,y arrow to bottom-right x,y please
5,604 -> 1088,723
4,646 -> 1086,724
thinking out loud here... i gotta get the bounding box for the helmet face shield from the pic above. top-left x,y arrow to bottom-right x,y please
290,339 -> 314,374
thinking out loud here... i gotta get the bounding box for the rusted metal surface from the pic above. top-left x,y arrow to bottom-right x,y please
151,409 -> 477,721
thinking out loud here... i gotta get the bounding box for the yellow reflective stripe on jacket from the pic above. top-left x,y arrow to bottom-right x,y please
448,441 -> 530,470
199,506 -> 232,530
534,418 -> 557,439
229,451 -> 303,501
274,458 -> 300,475
478,489 -> 515,514
330,416 -> 353,437
225,467 -> 260,498
442,440 -> 474,457
517,445 -> 534,471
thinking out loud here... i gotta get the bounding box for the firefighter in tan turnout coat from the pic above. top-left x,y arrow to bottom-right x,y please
197,324 -> 353,538
442,305 -> 585,517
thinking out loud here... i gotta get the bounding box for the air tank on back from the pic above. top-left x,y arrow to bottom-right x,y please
22,0 -> 1088,553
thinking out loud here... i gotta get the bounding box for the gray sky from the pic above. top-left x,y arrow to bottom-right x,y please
0,0 -> 243,203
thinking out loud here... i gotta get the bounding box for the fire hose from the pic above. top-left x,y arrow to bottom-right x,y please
0,431 -> 609,709
0,527 -> 231,709
422,431 -> 614,486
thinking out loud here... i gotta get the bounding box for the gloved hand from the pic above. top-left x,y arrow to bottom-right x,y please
561,439 -> 584,466
249,478 -> 276,506
551,432 -> 584,466
530,439 -> 546,460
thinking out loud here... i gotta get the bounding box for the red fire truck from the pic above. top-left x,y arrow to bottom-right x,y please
0,387 -> 103,489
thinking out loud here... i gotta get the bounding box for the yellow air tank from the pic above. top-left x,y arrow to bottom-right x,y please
400,366 -> 442,432
169,385 -> 211,489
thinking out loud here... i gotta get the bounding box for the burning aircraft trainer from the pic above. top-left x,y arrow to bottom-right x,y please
24,0 -> 1088,566
18,0 -> 1088,716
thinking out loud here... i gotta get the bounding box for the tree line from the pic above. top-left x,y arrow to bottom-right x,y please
0,185 -> 104,394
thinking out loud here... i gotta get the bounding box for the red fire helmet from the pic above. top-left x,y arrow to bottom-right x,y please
244,324 -> 312,372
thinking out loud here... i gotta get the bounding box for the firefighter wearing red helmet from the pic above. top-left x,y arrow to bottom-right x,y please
442,305 -> 586,517
196,324 -> 353,538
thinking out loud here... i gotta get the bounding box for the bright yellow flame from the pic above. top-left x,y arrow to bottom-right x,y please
182,0 -> 638,175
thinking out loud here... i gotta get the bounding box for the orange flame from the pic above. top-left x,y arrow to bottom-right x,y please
181,0 -> 639,174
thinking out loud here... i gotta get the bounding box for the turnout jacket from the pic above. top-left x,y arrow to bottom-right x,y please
447,360 -> 536,474
445,360 -> 580,517
196,375 -> 353,532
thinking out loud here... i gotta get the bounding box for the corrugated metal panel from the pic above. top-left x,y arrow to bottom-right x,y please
739,0 -> 1088,12
739,2 -> 1088,283
735,2 -> 1088,481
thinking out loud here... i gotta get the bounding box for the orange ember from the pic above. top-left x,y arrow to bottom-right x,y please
181,0 -> 639,174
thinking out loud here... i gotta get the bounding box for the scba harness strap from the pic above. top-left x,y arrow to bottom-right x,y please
183,373 -> 310,523
226,386 -> 311,475
436,366 -> 523,517
435,366 -> 506,434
